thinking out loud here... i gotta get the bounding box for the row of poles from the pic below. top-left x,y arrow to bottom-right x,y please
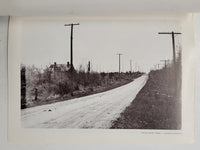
64,23 -> 181,74
151,32 -> 182,71
116,53 -> 142,73
153,59 -> 170,70
21,24 -> 182,109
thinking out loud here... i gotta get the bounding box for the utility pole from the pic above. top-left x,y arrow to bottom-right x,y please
158,31 -> 181,67
154,64 -> 160,70
130,60 -> 132,72
160,59 -> 170,69
64,23 -> 80,72
157,64 -> 160,70
88,61 -> 91,73
117,53 -> 122,73
158,32 -> 181,92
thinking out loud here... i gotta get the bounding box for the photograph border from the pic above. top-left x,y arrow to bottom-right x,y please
7,13 -> 195,144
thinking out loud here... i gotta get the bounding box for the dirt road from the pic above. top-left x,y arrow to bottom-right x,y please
21,74 -> 148,128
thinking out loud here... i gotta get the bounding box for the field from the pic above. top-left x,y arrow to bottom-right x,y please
21,64 -> 143,108
111,65 -> 181,129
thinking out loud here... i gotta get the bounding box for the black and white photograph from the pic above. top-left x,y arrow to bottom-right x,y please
19,17 -> 182,129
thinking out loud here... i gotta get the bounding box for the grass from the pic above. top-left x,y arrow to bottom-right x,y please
21,64 -> 144,109
111,68 -> 181,130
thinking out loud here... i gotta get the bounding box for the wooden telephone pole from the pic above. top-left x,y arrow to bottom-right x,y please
157,64 -> 160,70
160,59 -> 170,69
117,53 -> 122,73
154,64 -> 161,70
64,23 -> 80,72
88,61 -> 91,73
158,32 -> 181,67
130,59 -> 132,72
158,31 -> 182,95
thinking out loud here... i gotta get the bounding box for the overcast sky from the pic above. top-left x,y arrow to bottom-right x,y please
19,17 -> 182,73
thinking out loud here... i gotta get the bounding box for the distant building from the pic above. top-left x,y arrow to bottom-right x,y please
49,62 -> 71,72
49,62 -> 71,81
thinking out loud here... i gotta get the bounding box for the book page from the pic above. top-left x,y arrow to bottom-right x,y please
8,14 -> 195,144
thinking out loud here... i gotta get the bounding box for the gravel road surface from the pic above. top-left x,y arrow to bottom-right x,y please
21,74 -> 148,128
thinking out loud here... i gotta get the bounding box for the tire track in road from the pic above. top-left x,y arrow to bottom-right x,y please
21,74 -> 148,128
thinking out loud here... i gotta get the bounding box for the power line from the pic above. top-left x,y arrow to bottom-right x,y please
158,31 -> 182,95
64,23 -> 80,72
160,59 -> 170,69
158,31 -> 181,66
130,59 -> 132,72
116,53 -> 123,73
